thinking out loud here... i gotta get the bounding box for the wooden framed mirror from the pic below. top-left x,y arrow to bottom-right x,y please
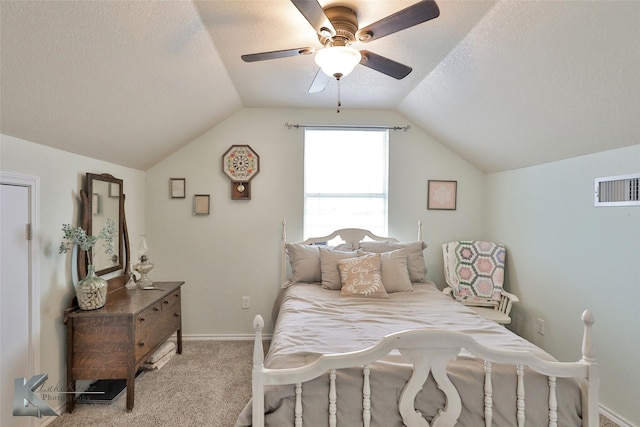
78,173 -> 129,280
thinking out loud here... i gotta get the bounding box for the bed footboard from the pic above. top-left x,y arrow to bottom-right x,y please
251,311 -> 599,427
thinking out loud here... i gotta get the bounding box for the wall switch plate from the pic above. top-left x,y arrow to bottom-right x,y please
242,296 -> 250,309
536,318 -> 545,335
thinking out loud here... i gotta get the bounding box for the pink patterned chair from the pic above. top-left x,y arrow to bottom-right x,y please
442,241 -> 519,324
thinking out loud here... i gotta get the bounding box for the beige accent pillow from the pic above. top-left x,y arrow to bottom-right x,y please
284,243 -> 321,287
358,241 -> 427,282
378,249 -> 413,293
319,247 -> 361,290
337,254 -> 389,299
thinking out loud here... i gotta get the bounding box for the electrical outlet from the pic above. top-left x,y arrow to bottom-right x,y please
536,318 -> 545,335
242,296 -> 250,309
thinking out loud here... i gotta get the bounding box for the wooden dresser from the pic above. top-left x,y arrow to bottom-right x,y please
65,281 -> 184,412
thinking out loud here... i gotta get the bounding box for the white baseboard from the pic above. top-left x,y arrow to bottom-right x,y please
600,404 -> 637,427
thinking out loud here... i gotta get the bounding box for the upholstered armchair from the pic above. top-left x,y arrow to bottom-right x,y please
442,241 -> 519,324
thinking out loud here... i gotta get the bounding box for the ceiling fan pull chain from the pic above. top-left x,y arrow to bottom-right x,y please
336,75 -> 341,113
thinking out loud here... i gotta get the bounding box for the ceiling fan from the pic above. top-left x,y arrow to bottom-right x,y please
241,0 -> 440,94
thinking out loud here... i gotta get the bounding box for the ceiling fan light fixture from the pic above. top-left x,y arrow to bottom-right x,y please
315,46 -> 362,79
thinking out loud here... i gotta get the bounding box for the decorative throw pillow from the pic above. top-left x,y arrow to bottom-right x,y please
337,254 -> 389,299
358,241 -> 428,282
377,249 -> 413,293
319,247 -> 362,290
284,243 -> 322,287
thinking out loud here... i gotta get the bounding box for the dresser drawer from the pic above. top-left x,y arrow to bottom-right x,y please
160,303 -> 181,332
134,302 -> 164,360
161,288 -> 181,310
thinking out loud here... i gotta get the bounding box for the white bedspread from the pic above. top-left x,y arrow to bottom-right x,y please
236,282 -> 583,426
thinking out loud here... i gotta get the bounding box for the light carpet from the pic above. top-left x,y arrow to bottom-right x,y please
48,340 -> 255,427
47,340 -> 619,427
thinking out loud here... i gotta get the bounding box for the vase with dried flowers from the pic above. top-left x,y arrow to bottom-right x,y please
59,219 -> 116,310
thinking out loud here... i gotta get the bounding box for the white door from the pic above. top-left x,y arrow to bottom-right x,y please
1,179 -> 37,427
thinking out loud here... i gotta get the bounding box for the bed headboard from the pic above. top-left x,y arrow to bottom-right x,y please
280,220 -> 423,286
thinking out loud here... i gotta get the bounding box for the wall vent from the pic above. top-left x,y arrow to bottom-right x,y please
594,173 -> 640,206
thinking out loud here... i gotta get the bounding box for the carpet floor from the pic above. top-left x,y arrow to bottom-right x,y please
48,340 -> 619,427
48,340 -> 254,427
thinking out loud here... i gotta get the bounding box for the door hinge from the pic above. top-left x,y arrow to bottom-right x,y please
26,223 -> 32,240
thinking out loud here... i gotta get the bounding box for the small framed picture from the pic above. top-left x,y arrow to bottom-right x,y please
193,194 -> 210,215
169,178 -> 186,199
427,180 -> 457,210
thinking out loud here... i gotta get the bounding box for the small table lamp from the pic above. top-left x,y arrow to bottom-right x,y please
133,235 -> 154,288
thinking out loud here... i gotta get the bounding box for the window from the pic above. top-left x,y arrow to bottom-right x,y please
304,128 -> 388,239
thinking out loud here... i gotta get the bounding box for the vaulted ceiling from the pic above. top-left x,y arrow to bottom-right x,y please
1,1 -> 638,172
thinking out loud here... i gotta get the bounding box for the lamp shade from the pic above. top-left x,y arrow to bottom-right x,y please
315,46 -> 362,78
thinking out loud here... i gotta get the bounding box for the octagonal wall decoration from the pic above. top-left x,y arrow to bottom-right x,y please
221,145 -> 260,200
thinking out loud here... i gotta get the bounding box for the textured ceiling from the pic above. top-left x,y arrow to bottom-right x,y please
1,1 -> 638,172
1,0 -> 241,169
399,0 -> 640,172
193,0 -> 494,110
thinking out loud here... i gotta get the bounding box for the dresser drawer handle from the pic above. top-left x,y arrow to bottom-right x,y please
174,293 -> 179,298
139,316 -> 146,322
163,300 -> 169,305
174,313 -> 180,317
153,307 -> 160,312
139,340 -> 145,347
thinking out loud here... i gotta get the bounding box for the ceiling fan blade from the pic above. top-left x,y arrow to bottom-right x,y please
359,50 -> 412,80
291,0 -> 336,37
308,68 -> 330,93
356,0 -> 440,43
241,47 -> 314,62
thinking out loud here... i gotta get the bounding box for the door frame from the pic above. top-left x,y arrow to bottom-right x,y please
0,172 -> 41,381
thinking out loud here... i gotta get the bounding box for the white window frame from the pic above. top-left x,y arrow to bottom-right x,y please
303,128 -> 389,239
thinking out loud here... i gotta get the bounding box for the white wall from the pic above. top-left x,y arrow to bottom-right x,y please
485,144 -> 640,425
2,120 -> 637,424
0,134 -> 146,413
145,107 -> 486,336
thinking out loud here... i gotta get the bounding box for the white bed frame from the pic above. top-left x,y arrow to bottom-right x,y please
252,222 -> 599,427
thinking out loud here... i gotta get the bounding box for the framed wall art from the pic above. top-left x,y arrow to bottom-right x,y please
169,178 -> 186,199
193,194 -> 210,215
427,180 -> 457,210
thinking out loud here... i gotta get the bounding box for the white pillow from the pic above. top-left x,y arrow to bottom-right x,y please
377,249 -> 413,293
284,243 -> 321,287
358,241 -> 427,282
319,247 -> 362,290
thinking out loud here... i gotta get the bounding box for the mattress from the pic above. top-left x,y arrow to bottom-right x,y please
236,282 -> 583,426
